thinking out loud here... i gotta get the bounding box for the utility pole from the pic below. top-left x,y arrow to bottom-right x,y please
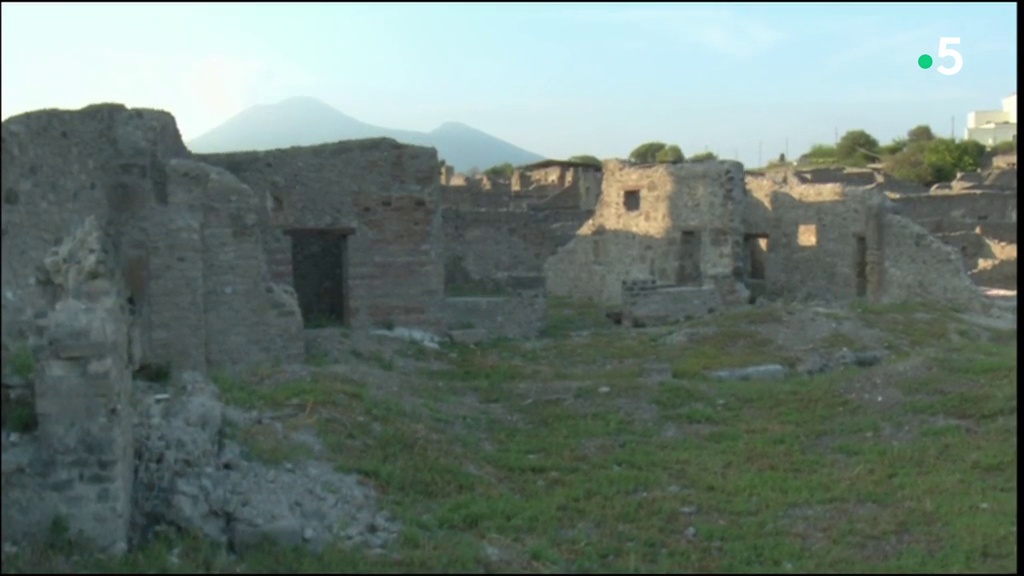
834,126 -> 838,145
951,116 -> 955,140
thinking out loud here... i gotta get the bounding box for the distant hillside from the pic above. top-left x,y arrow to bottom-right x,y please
186,96 -> 544,172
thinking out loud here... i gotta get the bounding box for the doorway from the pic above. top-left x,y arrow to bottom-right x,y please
287,229 -> 350,327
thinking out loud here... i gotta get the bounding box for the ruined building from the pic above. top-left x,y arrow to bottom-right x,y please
440,159 -> 602,212
0,104 -> 445,552
1,102 -> 1008,553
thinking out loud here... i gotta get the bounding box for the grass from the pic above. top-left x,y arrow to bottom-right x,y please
3,299 -> 1017,573
11,344 -> 34,379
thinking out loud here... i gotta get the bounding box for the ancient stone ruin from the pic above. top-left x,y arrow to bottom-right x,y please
1,103 -> 1014,554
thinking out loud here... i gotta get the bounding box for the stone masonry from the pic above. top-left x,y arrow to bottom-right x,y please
198,139 -> 446,333
546,159 -> 750,306
744,168 -> 989,309
1,104 -> 304,376
2,217 -> 134,553
1,100 -> 1011,556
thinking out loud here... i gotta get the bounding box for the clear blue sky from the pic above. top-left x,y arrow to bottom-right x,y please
1,2 -> 1017,167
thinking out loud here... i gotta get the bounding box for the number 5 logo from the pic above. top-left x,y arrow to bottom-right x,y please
937,37 -> 963,76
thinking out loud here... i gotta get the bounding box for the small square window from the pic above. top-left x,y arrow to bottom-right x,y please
798,224 -> 817,247
623,190 -> 640,211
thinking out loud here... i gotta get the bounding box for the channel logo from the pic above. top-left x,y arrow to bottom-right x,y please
918,37 -> 963,76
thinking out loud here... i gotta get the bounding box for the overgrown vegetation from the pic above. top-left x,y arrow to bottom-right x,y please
689,151 -> 718,162
629,142 -> 684,165
484,162 -> 514,180
3,391 -> 38,433
567,154 -> 603,168
11,344 -> 34,379
3,300 -> 1017,573
797,125 -> 1003,185
990,140 -> 1016,155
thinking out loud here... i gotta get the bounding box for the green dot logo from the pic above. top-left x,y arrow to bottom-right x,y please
919,37 -> 963,75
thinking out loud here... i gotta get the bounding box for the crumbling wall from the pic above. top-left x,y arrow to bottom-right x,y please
131,372 -> 398,554
165,160 -> 304,369
765,185 -> 876,301
1,104 -> 304,375
978,222 -> 1017,245
2,217 -> 134,554
444,278 -> 546,339
1,104 -> 189,366
546,160 -> 748,306
197,139 -> 445,332
881,214 -> 985,308
440,187 -> 513,210
891,191 -> 1016,224
621,278 -> 723,327
577,169 -> 603,210
441,208 -> 590,295
511,164 -> 603,210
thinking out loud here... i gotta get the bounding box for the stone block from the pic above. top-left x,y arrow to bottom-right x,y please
706,364 -> 787,381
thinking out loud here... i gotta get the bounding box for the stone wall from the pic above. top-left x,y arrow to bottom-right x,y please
545,160 -> 748,305
978,222 -> 1017,245
2,217 -> 134,554
891,191 -> 1017,224
1,105 -> 186,361
444,288 -> 546,339
759,185 -> 879,301
881,214 -> 984,308
440,187 -> 514,210
743,168 -> 1010,305
442,208 -> 591,295
197,139 -> 446,333
621,278 -> 723,326
1,104 -> 302,375
166,160 -> 304,369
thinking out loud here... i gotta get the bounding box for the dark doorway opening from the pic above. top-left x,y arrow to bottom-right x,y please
287,229 -> 351,328
676,230 -> 702,285
854,235 -> 868,297
743,234 -> 768,281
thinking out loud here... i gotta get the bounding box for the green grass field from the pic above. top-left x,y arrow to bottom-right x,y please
3,298 -> 1017,574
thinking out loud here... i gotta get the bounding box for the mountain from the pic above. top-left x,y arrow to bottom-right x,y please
186,96 -> 544,172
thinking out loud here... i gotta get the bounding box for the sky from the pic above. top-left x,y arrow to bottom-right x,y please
1,2 -> 1017,167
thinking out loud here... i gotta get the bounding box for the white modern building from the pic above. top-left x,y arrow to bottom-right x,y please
964,93 -> 1017,147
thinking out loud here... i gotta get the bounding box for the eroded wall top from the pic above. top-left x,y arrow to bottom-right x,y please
197,138 -> 440,230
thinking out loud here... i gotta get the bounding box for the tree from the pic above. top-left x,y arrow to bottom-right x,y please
483,162 -> 514,180
629,142 -> 667,164
880,138 -> 907,156
991,140 -> 1017,154
923,138 -> 967,183
568,154 -> 603,168
466,166 -> 481,178
955,140 -> 987,172
655,144 -> 684,164
690,151 -> 718,161
887,138 -> 990,186
885,145 -> 934,185
907,125 -> 936,143
835,130 -> 881,166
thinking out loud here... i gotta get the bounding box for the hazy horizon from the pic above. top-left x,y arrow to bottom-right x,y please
1,2 -> 1017,167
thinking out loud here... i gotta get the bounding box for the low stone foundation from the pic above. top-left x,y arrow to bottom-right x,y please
444,291 -> 546,340
621,278 -> 723,326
